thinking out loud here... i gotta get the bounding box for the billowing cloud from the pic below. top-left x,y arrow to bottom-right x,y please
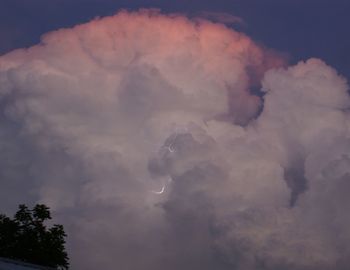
0,9 -> 349,270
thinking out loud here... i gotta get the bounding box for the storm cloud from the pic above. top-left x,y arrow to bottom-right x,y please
0,10 -> 349,270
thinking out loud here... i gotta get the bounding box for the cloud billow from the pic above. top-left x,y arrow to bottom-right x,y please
0,10 -> 349,270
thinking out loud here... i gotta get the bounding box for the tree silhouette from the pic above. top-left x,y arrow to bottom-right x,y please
0,204 -> 69,269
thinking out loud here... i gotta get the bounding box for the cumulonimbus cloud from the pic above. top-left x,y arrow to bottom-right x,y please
0,9 -> 349,270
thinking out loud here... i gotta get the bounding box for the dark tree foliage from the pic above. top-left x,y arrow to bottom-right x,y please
0,204 -> 69,269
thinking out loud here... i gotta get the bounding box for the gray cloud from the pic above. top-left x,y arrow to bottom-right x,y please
0,10 -> 349,270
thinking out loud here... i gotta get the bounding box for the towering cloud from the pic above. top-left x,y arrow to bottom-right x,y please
0,9 -> 349,270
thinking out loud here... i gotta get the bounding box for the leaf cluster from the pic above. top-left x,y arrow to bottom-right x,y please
0,204 -> 69,269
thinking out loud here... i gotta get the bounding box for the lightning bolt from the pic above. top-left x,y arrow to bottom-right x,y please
151,184 -> 165,194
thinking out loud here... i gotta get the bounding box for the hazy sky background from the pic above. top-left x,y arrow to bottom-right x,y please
1,1 -> 350,270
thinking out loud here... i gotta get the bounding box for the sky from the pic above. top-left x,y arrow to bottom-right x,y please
1,0 -> 350,79
0,1 -> 350,270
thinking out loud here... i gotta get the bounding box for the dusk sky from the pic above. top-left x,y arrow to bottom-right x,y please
1,1 -> 350,269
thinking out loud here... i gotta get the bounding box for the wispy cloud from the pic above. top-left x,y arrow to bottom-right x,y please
196,11 -> 245,25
